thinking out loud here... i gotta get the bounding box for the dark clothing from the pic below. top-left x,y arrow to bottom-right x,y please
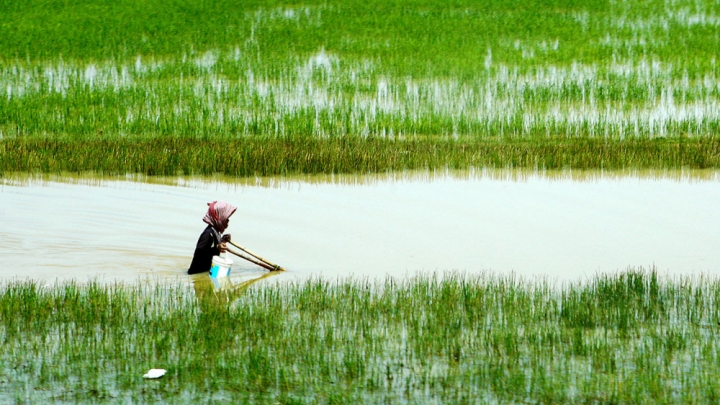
188,225 -> 221,274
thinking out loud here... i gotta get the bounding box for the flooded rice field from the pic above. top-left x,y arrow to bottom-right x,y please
2,169 -> 719,284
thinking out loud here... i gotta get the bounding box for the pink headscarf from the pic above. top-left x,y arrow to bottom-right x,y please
203,200 -> 237,233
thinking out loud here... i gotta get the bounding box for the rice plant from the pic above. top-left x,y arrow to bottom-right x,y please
3,270 -> 720,403
3,136 -> 720,177
1,0 -> 719,174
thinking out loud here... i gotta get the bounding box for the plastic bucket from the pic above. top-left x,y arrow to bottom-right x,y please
210,254 -> 233,278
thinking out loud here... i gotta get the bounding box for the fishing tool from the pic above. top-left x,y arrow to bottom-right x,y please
226,239 -> 285,271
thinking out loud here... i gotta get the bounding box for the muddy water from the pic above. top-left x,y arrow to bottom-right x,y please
2,170 -> 720,284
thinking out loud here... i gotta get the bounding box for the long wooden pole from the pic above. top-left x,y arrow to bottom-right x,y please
227,240 -> 284,271
226,247 -> 277,271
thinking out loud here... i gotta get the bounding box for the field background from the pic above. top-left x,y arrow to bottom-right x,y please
3,1 -> 720,403
1,0 -> 720,174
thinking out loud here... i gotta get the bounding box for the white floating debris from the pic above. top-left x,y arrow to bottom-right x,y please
143,369 -> 167,379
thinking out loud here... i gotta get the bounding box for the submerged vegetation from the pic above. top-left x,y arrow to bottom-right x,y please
2,271 -> 720,403
1,0 -> 720,174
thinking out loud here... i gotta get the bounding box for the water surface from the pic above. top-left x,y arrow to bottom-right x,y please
2,170 -> 719,284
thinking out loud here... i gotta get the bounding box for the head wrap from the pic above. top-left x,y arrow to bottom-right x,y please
203,200 -> 237,234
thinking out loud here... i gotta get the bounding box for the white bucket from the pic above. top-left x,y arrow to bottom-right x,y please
210,254 -> 233,278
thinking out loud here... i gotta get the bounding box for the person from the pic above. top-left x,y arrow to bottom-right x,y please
187,200 -> 237,275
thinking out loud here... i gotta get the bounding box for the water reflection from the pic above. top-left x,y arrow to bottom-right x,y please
191,271 -> 282,296
190,272 -> 282,320
3,167 -> 720,189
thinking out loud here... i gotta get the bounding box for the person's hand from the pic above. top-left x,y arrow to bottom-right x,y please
218,242 -> 228,253
221,234 -> 232,243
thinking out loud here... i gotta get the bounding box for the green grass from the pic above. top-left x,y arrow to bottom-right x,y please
3,270 -> 720,403
3,136 -> 720,176
1,0 -> 720,174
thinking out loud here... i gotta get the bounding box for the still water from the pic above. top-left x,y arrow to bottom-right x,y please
1,170 -> 719,284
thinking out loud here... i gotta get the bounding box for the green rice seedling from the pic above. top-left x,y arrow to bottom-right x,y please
1,0 -> 720,174
3,135 -> 720,177
3,269 -> 720,403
